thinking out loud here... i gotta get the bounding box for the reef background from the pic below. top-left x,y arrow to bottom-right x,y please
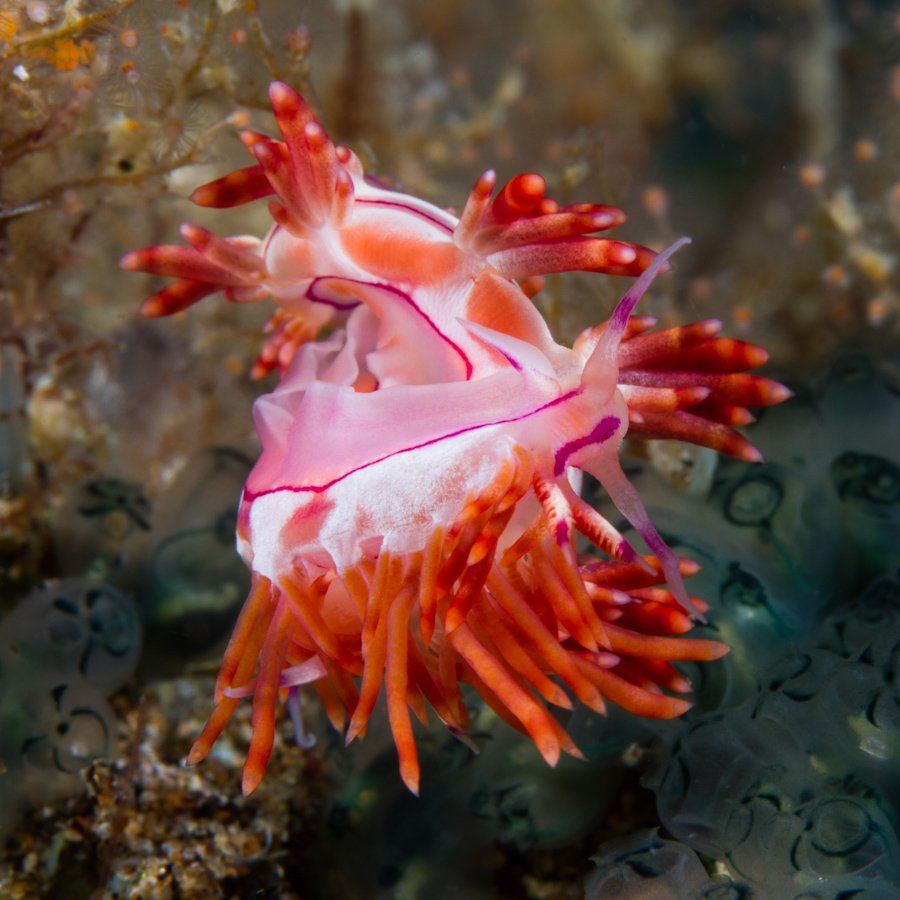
1,1 -> 899,898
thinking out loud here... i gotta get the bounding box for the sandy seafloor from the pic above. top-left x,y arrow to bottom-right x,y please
1,1 -> 899,897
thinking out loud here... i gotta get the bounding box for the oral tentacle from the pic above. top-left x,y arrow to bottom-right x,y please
585,445 -> 702,620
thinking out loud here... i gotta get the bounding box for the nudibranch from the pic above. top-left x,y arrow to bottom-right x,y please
124,83 -> 790,795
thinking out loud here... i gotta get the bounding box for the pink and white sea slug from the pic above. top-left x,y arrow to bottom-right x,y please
122,82 -> 656,380
124,83 -> 790,795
